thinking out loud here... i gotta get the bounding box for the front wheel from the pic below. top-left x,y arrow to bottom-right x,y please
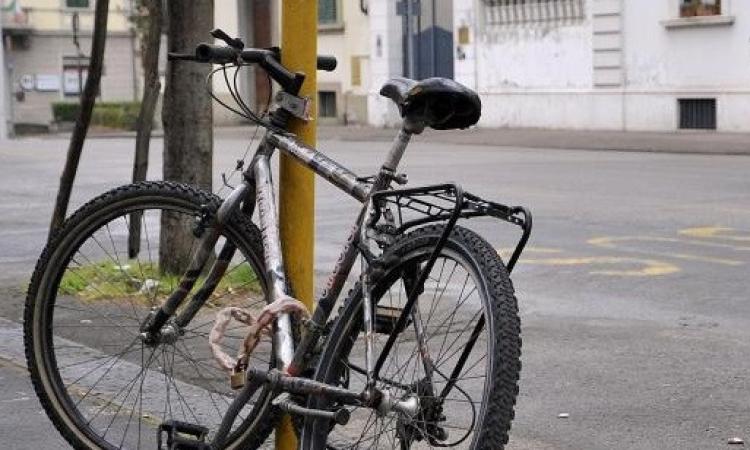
24,181 -> 281,449
301,225 -> 522,450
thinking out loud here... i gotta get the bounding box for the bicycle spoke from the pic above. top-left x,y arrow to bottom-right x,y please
324,252 -> 493,449
33,200 -> 275,449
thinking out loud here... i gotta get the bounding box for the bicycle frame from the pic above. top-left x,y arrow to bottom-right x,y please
142,122 -> 415,381
141,53 -> 533,448
251,128 -> 413,376
145,110 -> 533,450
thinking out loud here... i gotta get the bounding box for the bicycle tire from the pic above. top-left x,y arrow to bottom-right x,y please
24,181 -> 281,449
301,224 -> 522,450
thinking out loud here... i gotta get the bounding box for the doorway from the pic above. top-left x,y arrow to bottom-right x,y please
398,0 -> 454,80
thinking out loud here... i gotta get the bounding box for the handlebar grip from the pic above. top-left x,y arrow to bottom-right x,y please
195,43 -> 238,64
317,55 -> 337,72
168,52 -> 198,61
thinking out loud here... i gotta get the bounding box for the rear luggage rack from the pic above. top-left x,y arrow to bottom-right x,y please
369,183 -> 531,273
365,183 -> 532,379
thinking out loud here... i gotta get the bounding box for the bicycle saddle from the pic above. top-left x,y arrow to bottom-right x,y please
379,77 -> 481,130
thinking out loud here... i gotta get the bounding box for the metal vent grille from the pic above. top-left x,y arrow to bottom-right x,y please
679,98 -> 716,130
319,91 -> 337,118
483,0 -> 586,25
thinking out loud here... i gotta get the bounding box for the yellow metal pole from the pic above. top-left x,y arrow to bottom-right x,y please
278,1 -> 316,449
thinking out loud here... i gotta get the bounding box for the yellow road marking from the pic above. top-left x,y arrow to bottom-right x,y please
588,235 -> 750,251
587,236 -> 744,266
498,246 -> 563,257
679,226 -> 750,242
519,256 -> 680,277
501,246 -> 680,276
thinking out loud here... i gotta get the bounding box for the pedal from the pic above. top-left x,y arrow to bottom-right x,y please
157,420 -> 209,449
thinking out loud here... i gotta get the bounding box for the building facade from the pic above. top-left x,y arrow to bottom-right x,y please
211,0 -> 371,126
368,0 -> 750,132
316,0 -> 370,124
1,0 -> 138,131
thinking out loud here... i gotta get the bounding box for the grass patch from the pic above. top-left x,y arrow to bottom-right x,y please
59,260 -> 261,302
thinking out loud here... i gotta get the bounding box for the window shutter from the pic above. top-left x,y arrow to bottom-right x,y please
319,0 -> 338,24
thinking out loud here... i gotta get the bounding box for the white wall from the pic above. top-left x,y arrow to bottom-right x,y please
317,2 -> 371,123
621,0 -> 750,131
454,0 -> 598,129
448,0 -> 750,132
317,3 -> 370,96
367,0 -> 404,127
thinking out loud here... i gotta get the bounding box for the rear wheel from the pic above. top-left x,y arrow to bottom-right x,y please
24,182 -> 280,449
301,225 -> 521,449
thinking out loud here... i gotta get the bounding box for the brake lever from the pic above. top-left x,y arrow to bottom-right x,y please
211,28 -> 244,50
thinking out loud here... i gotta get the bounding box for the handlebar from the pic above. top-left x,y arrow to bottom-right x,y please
169,43 -> 337,94
316,55 -> 338,72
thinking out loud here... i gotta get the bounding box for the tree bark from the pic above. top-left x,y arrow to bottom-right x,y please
128,0 -> 163,258
160,1 -> 214,275
48,0 -> 110,240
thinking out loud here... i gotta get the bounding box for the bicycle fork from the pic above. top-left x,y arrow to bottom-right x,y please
139,148 -> 296,372
138,178 -> 250,345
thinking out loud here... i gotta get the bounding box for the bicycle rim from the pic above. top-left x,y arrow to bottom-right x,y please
28,193 -> 274,449
311,246 -> 496,449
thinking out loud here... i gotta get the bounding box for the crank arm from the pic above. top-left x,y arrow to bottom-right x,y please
249,368 -> 366,406
274,393 -> 350,425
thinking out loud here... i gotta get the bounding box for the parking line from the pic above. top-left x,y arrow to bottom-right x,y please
519,256 -> 680,277
679,226 -> 750,243
587,236 -> 744,266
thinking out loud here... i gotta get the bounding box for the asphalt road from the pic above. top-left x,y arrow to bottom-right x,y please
0,130 -> 749,449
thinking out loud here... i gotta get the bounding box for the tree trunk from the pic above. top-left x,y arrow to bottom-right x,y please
48,0 -> 110,240
128,0 -> 163,259
160,1 -> 214,275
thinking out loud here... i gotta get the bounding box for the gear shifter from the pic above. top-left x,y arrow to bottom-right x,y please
210,28 -> 244,50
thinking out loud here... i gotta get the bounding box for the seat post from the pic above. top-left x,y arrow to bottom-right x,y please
382,127 -> 414,173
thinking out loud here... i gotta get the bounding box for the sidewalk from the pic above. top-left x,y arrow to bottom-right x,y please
315,125 -> 750,156
46,124 -> 750,156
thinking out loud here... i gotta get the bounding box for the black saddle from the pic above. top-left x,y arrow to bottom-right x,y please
379,77 -> 481,130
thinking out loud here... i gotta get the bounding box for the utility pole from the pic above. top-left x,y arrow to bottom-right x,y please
277,1 -> 317,449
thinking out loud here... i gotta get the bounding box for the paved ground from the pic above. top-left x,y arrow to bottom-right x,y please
71,124 -> 750,155
1,128 -> 749,449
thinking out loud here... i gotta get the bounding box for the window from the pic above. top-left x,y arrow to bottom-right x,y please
483,0 -> 585,25
318,91 -> 337,118
66,0 -> 90,8
62,55 -> 90,96
680,0 -> 721,17
351,56 -> 362,87
319,0 -> 339,24
679,99 -> 716,130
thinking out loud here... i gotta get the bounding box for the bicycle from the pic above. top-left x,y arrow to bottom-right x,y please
24,28 -> 532,450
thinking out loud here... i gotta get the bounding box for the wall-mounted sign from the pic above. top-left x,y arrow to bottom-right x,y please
458,25 -> 470,45
35,74 -> 61,92
63,67 -> 88,95
19,74 -> 34,91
